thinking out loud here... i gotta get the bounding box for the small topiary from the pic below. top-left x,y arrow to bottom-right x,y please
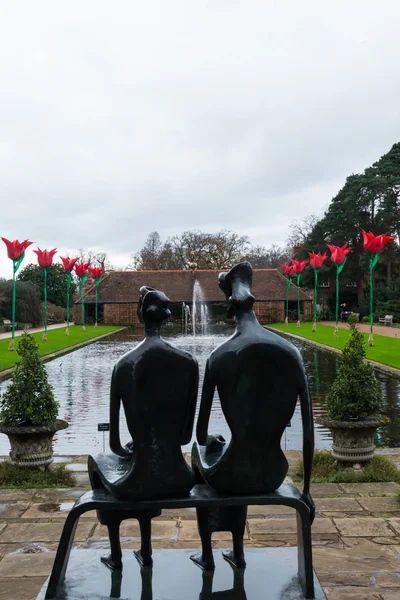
325,315 -> 383,421
0,333 -> 59,426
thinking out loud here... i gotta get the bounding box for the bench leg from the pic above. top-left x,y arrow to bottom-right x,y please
222,506 -> 247,569
101,519 -> 123,571
296,510 -> 314,599
45,512 -> 80,599
190,507 -> 215,571
134,510 -> 159,568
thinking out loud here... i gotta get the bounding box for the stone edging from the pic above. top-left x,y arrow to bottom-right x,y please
266,327 -> 400,378
0,328 -> 126,382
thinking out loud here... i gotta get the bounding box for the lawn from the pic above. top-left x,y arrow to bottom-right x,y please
0,325 -> 123,372
268,322 -> 400,370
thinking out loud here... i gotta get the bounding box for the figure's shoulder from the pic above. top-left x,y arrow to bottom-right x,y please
162,339 -> 199,368
114,339 -> 146,371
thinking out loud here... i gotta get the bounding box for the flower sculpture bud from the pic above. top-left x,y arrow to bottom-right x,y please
33,248 -> 57,341
280,263 -> 295,323
89,267 -> 104,327
1,237 -> 33,349
361,230 -> 395,345
60,257 -> 79,335
327,243 -> 351,337
308,252 -> 327,331
290,259 -> 308,327
75,263 -> 90,331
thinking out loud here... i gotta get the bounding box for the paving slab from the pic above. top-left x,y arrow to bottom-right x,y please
381,592 -> 400,600
324,588 -> 383,599
0,503 -> 31,519
317,571 -> 374,587
334,518 -> 394,537
0,552 -> 55,577
0,490 -> 37,502
0,521 -> 94,543
0,576 -> 47,600
95,520 -> 177,541
359,497 -> 400,514
375,573 -> 400,587
339,483 -> 400,497
178,520 -> 249,541
387,519 -> 400,535
313,540 -> 400,572
310,483 -> 344,497
247,505 -> 296,516
248,517 -> 337,537
316,497 -> 364,513
21,503 -> 96,520
32,489 -> 86,502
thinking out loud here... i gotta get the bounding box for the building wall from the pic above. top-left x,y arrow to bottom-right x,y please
82,300 -> 313,325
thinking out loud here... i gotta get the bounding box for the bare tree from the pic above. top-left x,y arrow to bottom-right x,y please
287,214 -> 320,248
169,230 -> 250,269
244,244 -> 291,268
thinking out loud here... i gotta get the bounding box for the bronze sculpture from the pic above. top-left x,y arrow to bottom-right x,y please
88,286 -> 199,569
191,262 -> 315,570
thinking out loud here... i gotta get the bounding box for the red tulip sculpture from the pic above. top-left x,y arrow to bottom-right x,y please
75,263 -> 90,330
280,263 -> 295,324
291,259 -> 309,327
89,267 -> 104,327
60,257 -> 78,335
362,231 -> 395,346
326,243 -> 351,337
308,251 -> 328,332
1,238 -> 33,350
33,248 -> 57,341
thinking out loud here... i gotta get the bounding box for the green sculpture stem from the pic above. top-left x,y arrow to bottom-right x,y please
313,269 -> 319,325
79,273 -> 89,329
369,252 -> 379,338
296,273 -> 301,322
335,265 -> 339,328
43,267 -> 48,336
10,253 -> 25,347
66,271 -> 71,328
285,276 -> 292,321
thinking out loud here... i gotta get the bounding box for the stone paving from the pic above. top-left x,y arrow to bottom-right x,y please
0,455 -> 400,599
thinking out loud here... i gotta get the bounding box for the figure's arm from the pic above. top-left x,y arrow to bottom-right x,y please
299,370 -> 315,522
181,359 -> 199,445
109,366 -> 131,457
196,359 -> 215,445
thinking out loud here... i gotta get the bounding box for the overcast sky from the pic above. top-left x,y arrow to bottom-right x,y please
1,1 -> 399,277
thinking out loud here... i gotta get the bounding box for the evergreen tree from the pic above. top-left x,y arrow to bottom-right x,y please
0,333 -> 59,426
325,317 -> 383,421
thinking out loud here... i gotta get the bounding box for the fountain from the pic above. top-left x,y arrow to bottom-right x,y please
192,280 -> 208,337
181,303 -> 191,336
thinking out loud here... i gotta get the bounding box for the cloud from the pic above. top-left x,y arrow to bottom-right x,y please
1,0 -> 400,276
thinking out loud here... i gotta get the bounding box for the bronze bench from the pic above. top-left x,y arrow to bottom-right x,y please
45,482 -> 314,599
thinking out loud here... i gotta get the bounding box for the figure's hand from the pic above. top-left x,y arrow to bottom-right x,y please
112,444 -> 133,458
124,440 -> 134,452
301,492 -> 315,524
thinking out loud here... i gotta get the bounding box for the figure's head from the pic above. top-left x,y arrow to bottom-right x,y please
137,286 -> 171,327
218,262 -> 255,316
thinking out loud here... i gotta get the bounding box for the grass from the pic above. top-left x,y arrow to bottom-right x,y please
0,461 -> 75,488
295,451 -> 400,484
0,325 -> 123,372
269,322 -> 400,370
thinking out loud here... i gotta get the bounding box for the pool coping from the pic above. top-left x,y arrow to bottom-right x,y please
267,326 -> 400,378
0,327 -> 127,382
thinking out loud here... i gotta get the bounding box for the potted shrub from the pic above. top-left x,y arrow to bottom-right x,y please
0,332 -> 68,467
317,314 -> 387,465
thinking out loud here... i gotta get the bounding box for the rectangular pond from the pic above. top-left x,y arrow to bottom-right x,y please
0,328 -> 399,456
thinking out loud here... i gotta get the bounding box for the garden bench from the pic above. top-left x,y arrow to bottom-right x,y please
45,483 -> 314,599
379,314 -> 393,326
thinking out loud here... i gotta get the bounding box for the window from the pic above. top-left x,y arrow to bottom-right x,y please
318,277 -> 330,288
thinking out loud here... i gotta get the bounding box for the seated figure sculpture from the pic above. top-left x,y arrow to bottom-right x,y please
191,262 -> 314,570
88,286 -> 199,569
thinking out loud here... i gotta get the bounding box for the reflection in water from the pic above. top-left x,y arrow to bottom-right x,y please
200,568 -> 247,600
0,328 -> 399,456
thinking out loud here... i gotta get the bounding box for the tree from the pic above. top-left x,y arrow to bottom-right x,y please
168,230 -> 250,269
18,264 -> 77,308
287,214 -> 320,248
133,232 -> 182,270
0,333 -> 58,426
0,280 -> 41,326
76,249 -> 113,270
244,244 -> 291,268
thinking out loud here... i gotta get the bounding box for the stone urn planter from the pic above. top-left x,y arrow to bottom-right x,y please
0,419 -> 68,467
317,416 -> 385,464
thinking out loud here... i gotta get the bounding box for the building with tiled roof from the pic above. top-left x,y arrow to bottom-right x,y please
75,269 -> 312,326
